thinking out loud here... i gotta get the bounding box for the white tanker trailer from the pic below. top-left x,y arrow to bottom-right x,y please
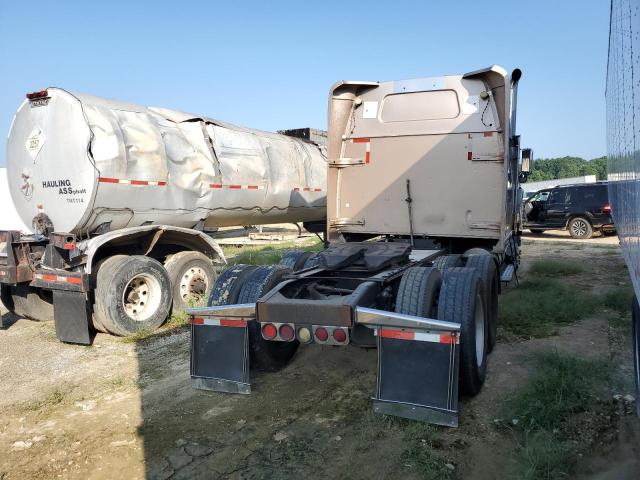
0,88 -> 327,343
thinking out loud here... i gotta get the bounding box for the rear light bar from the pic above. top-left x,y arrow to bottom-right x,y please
313,326 -> 349,346
260,322 -> 350,345
26,90 -> 48,100
260,322 -> 296,342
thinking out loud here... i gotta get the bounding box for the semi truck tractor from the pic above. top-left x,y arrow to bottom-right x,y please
188,65 -> 531,426
0,88 -> 327,343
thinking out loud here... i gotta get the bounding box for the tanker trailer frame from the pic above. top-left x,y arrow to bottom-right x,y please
0,88 -> 328,344
189,65 -> 532,426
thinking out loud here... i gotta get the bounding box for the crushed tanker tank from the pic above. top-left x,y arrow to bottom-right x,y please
6,88 -> 327,236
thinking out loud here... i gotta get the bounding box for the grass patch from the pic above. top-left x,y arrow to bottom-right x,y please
603,286 -> 634,314
24,385 -> 71,412
222,239 -> 322,266
399,422 -> 453,479
528,259 -> 583,277
503,351 -> 610,431
122,301 -> 197,343
499,278 -> 598,338
513,430 -> 573,480
500,351 -> 612,480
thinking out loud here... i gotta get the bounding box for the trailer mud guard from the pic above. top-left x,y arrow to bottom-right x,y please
188,303 -> 256,394
356,307 -> 461,427
53,290 -> 92,345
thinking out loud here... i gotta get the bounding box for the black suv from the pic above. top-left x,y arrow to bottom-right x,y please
523,182 -> 615,239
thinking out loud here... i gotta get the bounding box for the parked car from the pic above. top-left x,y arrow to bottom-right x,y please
523,182 -> 615,239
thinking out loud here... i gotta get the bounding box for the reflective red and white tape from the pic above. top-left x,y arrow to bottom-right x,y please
34,273 -> 82,285
99,177 -> 167,186
99,178 -> 323,192
376,328 -> 459,344
351,138 -> 371,164
210,184 -> 265,190
191,317 -> 248,328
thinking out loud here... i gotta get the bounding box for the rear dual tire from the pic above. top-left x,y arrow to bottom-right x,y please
93,255 -> 172,336
395,266 -> 488,397
438,268 -> 488,396
207,264 -> 299,371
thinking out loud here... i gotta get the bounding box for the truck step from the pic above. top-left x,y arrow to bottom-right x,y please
500,264 -> 515,283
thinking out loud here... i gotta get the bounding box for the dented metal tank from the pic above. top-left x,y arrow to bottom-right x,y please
6,88 -> 327,236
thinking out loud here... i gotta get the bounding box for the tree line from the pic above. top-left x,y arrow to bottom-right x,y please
528,156 -> 607,182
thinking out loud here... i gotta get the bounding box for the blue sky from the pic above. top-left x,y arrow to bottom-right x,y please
0,0 -> 608,166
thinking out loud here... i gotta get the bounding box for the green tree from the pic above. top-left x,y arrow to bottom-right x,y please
529,156 -> 607,182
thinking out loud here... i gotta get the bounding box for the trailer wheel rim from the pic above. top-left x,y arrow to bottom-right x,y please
122,273 -> 162,322
571,219 -> 588,237
475,292 -> 485,368
180,267 -> 208,302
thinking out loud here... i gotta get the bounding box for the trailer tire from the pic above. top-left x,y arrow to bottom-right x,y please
279,250 -> 314,272
93,255 -> 172,336
438,267 -> 487,396
432,254 -> 462,272
395,267 -> 442,318
464,255 -> 499,352
237,265 -> 299,372
207,264 -> 258,306
1,284 -> 14,313
164,251 -> 217,311
6,285 -> 54,322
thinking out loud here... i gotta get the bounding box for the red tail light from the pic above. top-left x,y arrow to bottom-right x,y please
262,323 -> 277,340
314,327 -> 328,342
332,328 -> 347,343
279,324 -> 295,341
26,90 -> 48,100
602,202 -> 612,214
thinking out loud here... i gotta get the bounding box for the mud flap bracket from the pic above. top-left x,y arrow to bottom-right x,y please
187,303 -> 256,395
356,307 -> 461,427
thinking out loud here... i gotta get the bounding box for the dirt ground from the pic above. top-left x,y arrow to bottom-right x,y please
1,236 -> 639,479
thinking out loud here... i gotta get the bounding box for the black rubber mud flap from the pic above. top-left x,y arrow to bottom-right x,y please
373,328 -> 460,427
191,316 -> 251,394
53,290 -> 92,345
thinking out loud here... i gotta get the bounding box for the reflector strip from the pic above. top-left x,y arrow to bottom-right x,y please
209,184 -> 265,190
483,131 -> 494,137
191,317 -> 248,328
293,187 -> 324,192
34,273 -> 83,285
99,177 -> 167,186
350,138 -> 372,164
377,328 -> 459,344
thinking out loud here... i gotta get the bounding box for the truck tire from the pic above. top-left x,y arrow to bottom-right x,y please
164,251 -> 217,311
464,255 -> 499,352
1,284 -> 14,313
279,250 -> 313,272
237,265 -> 299,372
207,264 -> 258,306
568,217 -> 593,239
432,254 -> 462,272
6,285 -> 54,322
303,253 -> 323,269
438,267 -> 487,396
395,267 -> 442,318
93,255 -> 172,336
